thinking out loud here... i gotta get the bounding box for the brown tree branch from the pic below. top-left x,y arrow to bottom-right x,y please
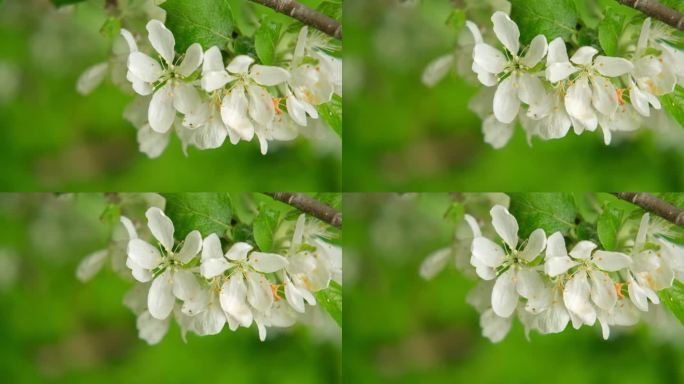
265,193 -> 342,228
617,0 -> 684,31
249,0 -> 342,40
613,192 -> 684,228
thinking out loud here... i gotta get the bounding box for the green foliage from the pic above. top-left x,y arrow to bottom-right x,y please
662,86 -> 684,130
100,17 -> 121,39
99,202 -> 121,228
596,206 -> 624,250
446,9 -> 466,33
315,281 -> 342,326
444,201 -> 465,225
51,0 -> 86,6
659,280 -> 684,326
317,94 -> 342,137
510,0 -> 578,44
161,0 -> 235,52
162,193 -> 232,239
254,19 -> 282,65
509,193 -> 577,238
316,0 -> 342,20
597,7 -> 631,55
252,209 -> 278,252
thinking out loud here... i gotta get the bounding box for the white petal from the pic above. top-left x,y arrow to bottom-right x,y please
193,301 -> 226,335
520,35 -> 548,68
250,65 -> 290,86
247,85 -> 275,126
570,46 -> 598,66
137,124 -> 170,158
491,269 -> 518,317
637,18 -> 652,54
591,76 -> 618,116
473,43 -> 507,75
200,257 -> 232,278
146,20 -> 175,64
148,271 -> 175,319
515,267 -> 544,299
482,115 -> 514,149
127,239 -> 162,270
245,271 -> 273,312
178,43 -> 203,77
493,76 -> 520,124
193,117 -> 229,149
518,228 -> 546,261
473,62 -> 499,86
128,71 -> 154,96
226,55 -> 254,74
177,230 -> 201,264
546,62 -> 579,83
77,62 -> 109,95
627,276 -> 649,311
419,247 -> 452,280
569,240 -> 597,260
172,82 -> 201,114
471,236 -> 506,268
119,28 -> 138,53
594,56 -> 634,77
172,268 -> 200,301
148,84 -> 176,133
76,249 -> 108,282
128,51 -> 162,83
547,37 -> 569,65
565,77 -> 597,131
201,233 -> 224,261
563,271 -> 596,325
221,85 -> 255,140
137,311 -> 169,345
480,309 -> 512,342
518,73 -> 545,105
589,269 -> 617,310
219,274 -> 253,326
545,256 -> 579,277
201,70 -> 235,92
490,205 -> 519,249
592,251 -> 631,271
422,54 -> 454,87
491,11 -> 520,54
545,232 -> 568,258
465,20 -> 483,44
203,46 -> 225,73
285,279 -> 306,313
630,85 -> 652,117
225,242 -> 253,261
145,207 -> 175,251
249,252 -> 288,273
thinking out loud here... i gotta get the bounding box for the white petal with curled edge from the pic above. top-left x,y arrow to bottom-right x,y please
565,77 -> 597,131
145,207 -> 175,251
178,43 -> 203,77
172,82 -> 201,115
201,70 -> 235,92
127,239 -> 162,270
148,271 -> 175,320
177,230 -> 202,264
594,56 -> 634,77
465,20 -> 483,44
591,76 -> 618,116
128,71 -> 153,96
146,20 -> 175,64
515,267 -> 544,299
592,250 -> 631,271
128,51 -> 162,83
245,271 -> 273,312
422,54 -> 454,87
480,308 -> 512,343
546,62 -> 578,83
203,46 -> 224,73
545,232 -> 568,258
519,228 -> 546,261
193,117 -> 229,149
172,268 -> 201,301
491,11 -> 520,54
473,62 -> 499,87
636,213 -> 650,248
630,85 -> 652,116
250,65 -> 290,86
247,85 -> 275,126
563,271 -> 596,325
193,301 -> 226,336
286,93 -> 310,126
547,37 -> 569,65
221,85 -> 255,140
518,73 -> 545,105
148,84 -> 176,133
570,46 -> 598,66
200,257 -> 232,278
471,236 -> 506,268
491,269 -> 518,318
419,247 -> 452,280
637,18 -> 652,54
77,62 -> 109,95
219,274 -> 253,327
493,76 -> 520,124
225,242 -> 253,261
201,233 -> 223,261
76,249 -> 109,282
544,255 -> 578,277
589,269 -> 617,310
520,35 -> 548,68
569,240 -> 597,260
490,205 -> 519,249
482,115 -> 514,149
537,297 -> 569,334
472,43 -> 506,75
249,252 -> 288,272
137,311 -> 169,345
627,276 -> 649,311
226,55 -> 255,74
119,28 -> 138,53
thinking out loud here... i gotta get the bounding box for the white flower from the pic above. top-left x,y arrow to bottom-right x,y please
471,12 -> 548,124
624,213 -> 661,311
77,216 -> 137,282
126,20 -> 204,133
470,205 -> 547,317
420,214 -> 481,280
77,29 -> 138,95
126,207 -> 203,320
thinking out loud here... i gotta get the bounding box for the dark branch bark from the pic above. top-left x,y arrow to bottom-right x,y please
613,192 -> 684,228
249,0 -> 342,40
617,0 -> 684,31
265,193 -> 342,228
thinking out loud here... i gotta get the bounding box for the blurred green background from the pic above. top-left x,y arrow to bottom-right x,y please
0,193 -> 341,383
343,0 -> 684,191
0,0 -> 340,191
344,193 -> 684,384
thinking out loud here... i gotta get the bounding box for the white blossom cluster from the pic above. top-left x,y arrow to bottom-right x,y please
78,206 -> 341,344
421,204 -> 684,342
423,10 -> 684,148
78,18 -> 341,157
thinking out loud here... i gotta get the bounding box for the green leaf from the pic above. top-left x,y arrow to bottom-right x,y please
446,9 -> 466,33
659,280 -> 684,326
510,0 -> 578,44
161,0 -> 235,52
509,193 -> 577,239
316,94 -> 342,137
100,17 -> 122,39
597,7 -> 631,55
316,0 -> 342,20
315,281 -> 342,327
252,209 -> 278,252
51,0 -> 86,6
596,207 -> 623,250
662,86 -> 684,129
444,202 -> 465,225
99,203 -> 121,228
254,20 -> 281,65
162,193 -> 232,239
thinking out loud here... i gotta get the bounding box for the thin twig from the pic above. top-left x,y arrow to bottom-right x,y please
249,0 -> 342,40
617,0 -> 684,31
613,192 -> 684,228
265,193 -> 342,228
